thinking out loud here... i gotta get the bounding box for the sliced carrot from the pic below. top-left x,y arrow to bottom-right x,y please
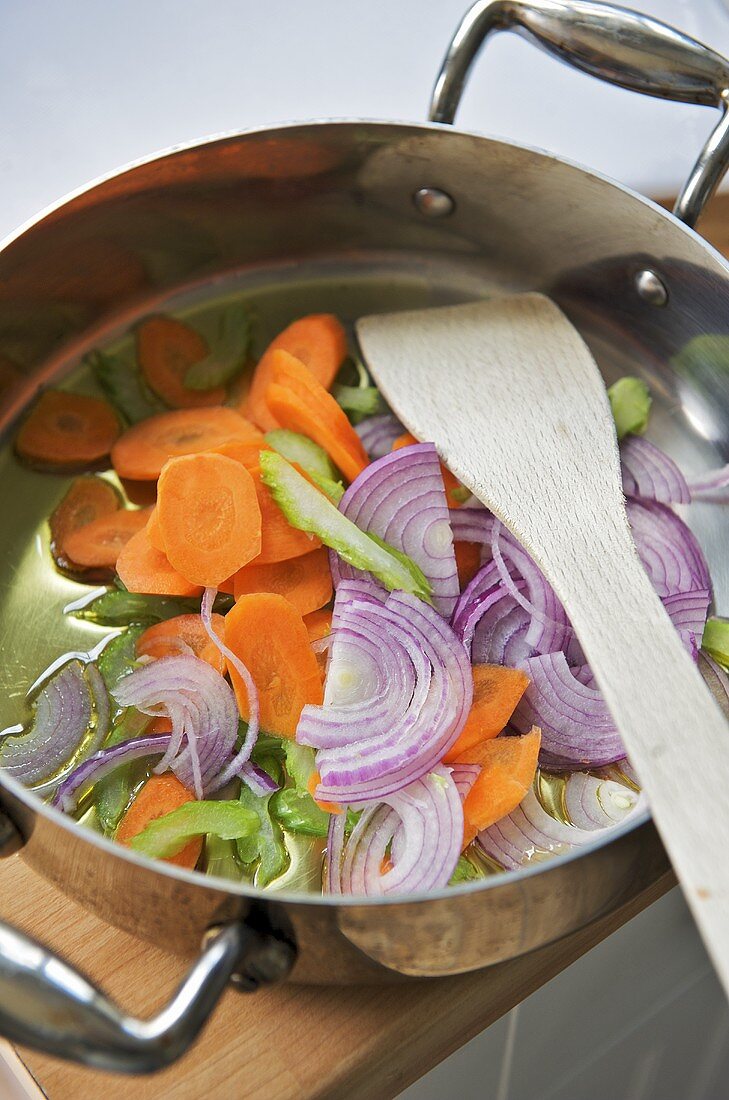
224,593 -> 323,737
207,435 -> 267,469
137,315 -> 225,408
116,773 -> 202,869
444,665 -> 531,763
454,541 -> 482,590
243,314 -> 347,431
147,716 -> 173,735
49,476 -> 122,576
392,431 -> 465,508
145,507 -> 167,553
232,548 -> 332,615
303,608 -> 332,642
62,507 -> 152,569
116,528 -> 203,597
136,613 -> 226,676
16,390 -> 120,469
307,772 -> 341,815
460,727 -> 541,845
250,464 -> 320,563
157,453 -> 261,586
265,351 -> 368,482
111,406 -> 261,481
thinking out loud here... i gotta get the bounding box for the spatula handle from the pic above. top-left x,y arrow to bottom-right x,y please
534,502 -> 729,990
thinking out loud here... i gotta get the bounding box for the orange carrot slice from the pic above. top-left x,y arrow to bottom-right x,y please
243,314 -> 347,431
392,431 -> 466,508
232,547 -> 332,615
250,464 -> 320,563
303,607 -> 332,642
145,507 -> 166,553
460,727 -> 541,844
157,453 -> 261,586
136,613 -> 226,676
137,315 -> 225,408
111,406 -> 260,481
16,390 -> 120,469
444,665 -> 531,763
307,772 -> 341,815
454,541 -> 482,590
207,435 -> 267,469
224,593 -> 323,737
117,773 -> 202,869
49,476 -> 122,575
116,528 -> 202,597
62,507 -> 152,569
265,350 -> 368,482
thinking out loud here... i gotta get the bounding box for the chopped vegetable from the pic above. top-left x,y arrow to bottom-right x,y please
356,413 -> 405,459
703,617 -> 729,670
117,773 -> 203,867
184,305 -> 252,391
331,383 -> 384,421
137,315 -> 225,408
98,625 -> 146,694
16,390 -> 120,470
391,431 -> 466,510
70,589 -> 208,626
244,313 -> 347,431
145,508 -> 166,553
116,528 -> 203,597
449,855 -> 483,885
49,476 -> 122,577
250,464 -> 322,563
460,727 -> 541,844
444,665 -> 530,762
111,406 -> 261,481
225,593 -> 323,738
620,436 -> 690,505
205,834 -> 243,881
94,712 -> 153,830
303,607 -> 332,642
260,451 -> 431,600
608,376 -> 652,440
265,350 -> 369,482
265,428 -> 341,482
232,548 -> 332,615
128,796 -> 259,860
87,348 -> 165,424
136,613 -> 226,675
237,763 -> 289,887
62,508 -> 152,569
157,453 -> 262,586
271,787 -> 330,837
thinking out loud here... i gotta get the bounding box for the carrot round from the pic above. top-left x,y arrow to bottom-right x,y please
444,665 -> 531,763
243,314 -> 347,431
454,541 -> 482,591
111,406 -> 261,481
307,771 -> 341,815
460,727 -> 542,845
49,476 -> 122,576
265,351 -> 368,482
116,773 -> 202,869
303,607 -> 332,642
250,464 -> 320,563
157,453 -> 262,586
232,547 -> 332,615
116,528 -> 203,596
145,507 -> 167,553
137,613 -> 226,676
224,593 -> 323,737
62,507 -> 152,569
16,390 -> 120,469
208,435 -> 267,469
137,315 -> 225,408
392,431 -> 465,508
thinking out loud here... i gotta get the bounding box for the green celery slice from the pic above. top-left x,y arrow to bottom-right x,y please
270,743 -> 330,837
265,429 -> 340,480
703,617 -> 729,670
94,709 -> 150,833
237,759 -> 289,887
205,834 -> 243,881
129,801 -> 259,859
608,377 -> 652,440
184,306 -> 252,390
87,349 -> 164,424
259,451 -> 432,601
97,625 -> 145,694
332,383 -> 384,421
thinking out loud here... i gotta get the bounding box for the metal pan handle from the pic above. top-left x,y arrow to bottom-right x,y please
0,915 -> 294,1074
430,0 -> 729,226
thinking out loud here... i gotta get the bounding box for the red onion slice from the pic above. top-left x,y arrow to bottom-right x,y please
687,463 -> 729,503
512,652 -> 625,768
355,413 -> 404,459
620,437 -> 690,504
478,780 -> 640,870
332,443 -> 459,618
0,660 -> 109,788
449,761 -> 481,801
52,733 -> 173,813
112,653 -> 239,799
240,761 -> 279,796
626,498 -> 711,597
326,766 -> 462,895
563,772 -> 643,829
662,588 -> 710,657
299,582 -> 472,803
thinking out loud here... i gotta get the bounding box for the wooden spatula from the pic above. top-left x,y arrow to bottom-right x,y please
357,293 -> 729,997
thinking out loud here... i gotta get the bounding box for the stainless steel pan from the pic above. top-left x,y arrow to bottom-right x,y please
1,0 -> 728,1073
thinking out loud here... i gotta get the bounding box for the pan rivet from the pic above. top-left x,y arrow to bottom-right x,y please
413,187 -> 455,218
635,269 -> 668,306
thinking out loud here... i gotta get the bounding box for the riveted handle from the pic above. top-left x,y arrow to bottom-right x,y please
431,0 -> 729,226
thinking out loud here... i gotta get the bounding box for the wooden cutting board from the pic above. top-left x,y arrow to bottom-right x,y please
4,191 -> 729,1100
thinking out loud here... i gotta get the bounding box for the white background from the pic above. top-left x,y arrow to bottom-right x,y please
1,2 -> 729,1097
